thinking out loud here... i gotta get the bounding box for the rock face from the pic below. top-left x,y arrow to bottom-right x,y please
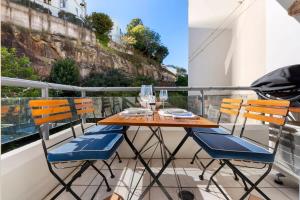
1,22 -> 176,84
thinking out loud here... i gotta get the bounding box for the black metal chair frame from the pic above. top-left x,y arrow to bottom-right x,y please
77,108 -> 122,165
203,112 -> 287,200
190,102 -> 242,182
30,100 -> 116,200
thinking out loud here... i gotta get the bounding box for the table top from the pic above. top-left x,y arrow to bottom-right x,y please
98,112 -> 218,128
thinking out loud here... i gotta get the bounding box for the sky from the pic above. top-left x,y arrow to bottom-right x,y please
86,0 -> 188,69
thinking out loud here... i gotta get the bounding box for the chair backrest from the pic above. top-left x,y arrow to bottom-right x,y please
218,98 -> 243,134
242,99 -> 290,155
74,98 -> 94,116
102,97 -> 113,117
219,98 -> 243,118
244,100 -> 290,126
29,99 -> 73,126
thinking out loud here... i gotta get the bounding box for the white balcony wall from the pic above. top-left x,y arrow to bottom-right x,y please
189,0 -> 300,87
229,0 -> 266,86
266,0 -> 300,71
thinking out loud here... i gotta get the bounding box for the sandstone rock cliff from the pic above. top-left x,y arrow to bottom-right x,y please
1,22 -> 176,84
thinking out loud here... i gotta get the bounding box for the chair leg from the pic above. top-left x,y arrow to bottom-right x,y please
190,148 -> 202,164
225,160 -> 272,200
206,162 -> 225,192
90,163 -> 112,192
116,152 -> 122,163
199,159 -> 215,180
48,161 -> 91,200
103,160 -> 115,178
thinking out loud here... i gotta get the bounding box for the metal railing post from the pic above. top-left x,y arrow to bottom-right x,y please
41,87 -> 49,98
41,87 -> 49,140
81,90 -> 86,123
200,89 -> 205,117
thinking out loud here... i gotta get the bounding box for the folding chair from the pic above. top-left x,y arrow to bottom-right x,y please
74,98 -> 123,164
190,98 -> 243,180
192,99 -> 290,200
29,99 -> 124,200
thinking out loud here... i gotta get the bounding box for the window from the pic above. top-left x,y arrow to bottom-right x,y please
60,0 -> 66,8
44,0 -> 51,5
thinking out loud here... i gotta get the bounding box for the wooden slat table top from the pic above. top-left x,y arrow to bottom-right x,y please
98,112 -> 218,128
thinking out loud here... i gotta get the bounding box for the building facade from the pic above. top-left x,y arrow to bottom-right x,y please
31,0 -> 87,18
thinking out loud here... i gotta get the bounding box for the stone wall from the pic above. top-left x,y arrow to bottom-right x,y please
1,22 -> 176,83
1,0 -> 96,44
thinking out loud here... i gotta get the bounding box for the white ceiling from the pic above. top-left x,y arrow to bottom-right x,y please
189,0 -> 242,29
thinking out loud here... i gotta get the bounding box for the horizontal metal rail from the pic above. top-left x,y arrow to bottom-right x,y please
1,77 -> 255,92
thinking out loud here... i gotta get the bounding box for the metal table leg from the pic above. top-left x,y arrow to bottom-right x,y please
138,128 -> 192,200
122,126 -> 173,200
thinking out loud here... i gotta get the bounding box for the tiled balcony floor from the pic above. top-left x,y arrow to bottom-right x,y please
44,158 -> 299,200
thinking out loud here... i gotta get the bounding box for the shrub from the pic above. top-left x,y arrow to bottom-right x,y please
1,47 -> 40,97
86,12 -> 113,46
50,58 -> 80,86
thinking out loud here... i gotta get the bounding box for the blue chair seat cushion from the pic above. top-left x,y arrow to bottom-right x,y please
193,133 -> 274,163
85,125 -> 123,135
192,127 -> 229,135
48,134 -> 124,163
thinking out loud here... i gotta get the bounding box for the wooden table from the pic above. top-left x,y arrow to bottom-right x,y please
99,112 -> 218,200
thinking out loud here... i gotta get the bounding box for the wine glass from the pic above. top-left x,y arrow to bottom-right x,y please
140,85 -> 153,108
159,90 -> 168,109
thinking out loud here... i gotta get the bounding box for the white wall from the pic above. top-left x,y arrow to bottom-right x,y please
189,28 -> 232,88
229,0 -> 266,86
188,0 -> 300,88
266,0 -> 300,72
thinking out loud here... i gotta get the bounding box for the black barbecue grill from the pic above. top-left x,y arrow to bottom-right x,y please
251,64 -> 300,106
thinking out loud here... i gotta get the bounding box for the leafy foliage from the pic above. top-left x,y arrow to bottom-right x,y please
1,47 -> 40,97
50,58 -> 80,85
83,69 -> 131,87
130,75 -> 156,86
175,75 -> 188,86
50,58 -> 80,97
123,18 -> 169,63
87,12 -> 114,46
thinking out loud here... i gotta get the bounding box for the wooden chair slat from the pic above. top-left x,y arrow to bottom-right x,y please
247,100 -> 290,107
75,103 -> 93,109
244,113 -> 285,125
221,103 -> 241,109
31,106 -> 71,116
74,98 -> 93,104
246,106 -> 288,116
289,107 -> 300,113
29,100 -> 69,107
222,98 -> 243,104
34,112 -> 72,125
77,108 -> 94,115
220,108 -> 239,116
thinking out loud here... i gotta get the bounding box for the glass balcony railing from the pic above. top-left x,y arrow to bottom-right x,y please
2,76 -> 299,177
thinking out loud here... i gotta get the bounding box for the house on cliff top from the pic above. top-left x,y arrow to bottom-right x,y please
30,0 -> 87,18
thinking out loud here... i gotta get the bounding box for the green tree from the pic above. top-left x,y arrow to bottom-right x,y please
83,69 -> 130,87
50,58 -> 80,85
175,75 -> 188,86
131,75 -> 156,86
50,58 -> 80,97
153,45 -> 169,63
87,12 -> 114,46
124,18 -> 169,63
1,47 -> 40,97
126,18 -> 143,32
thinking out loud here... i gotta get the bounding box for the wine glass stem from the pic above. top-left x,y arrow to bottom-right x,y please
163,100 -> 164,109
